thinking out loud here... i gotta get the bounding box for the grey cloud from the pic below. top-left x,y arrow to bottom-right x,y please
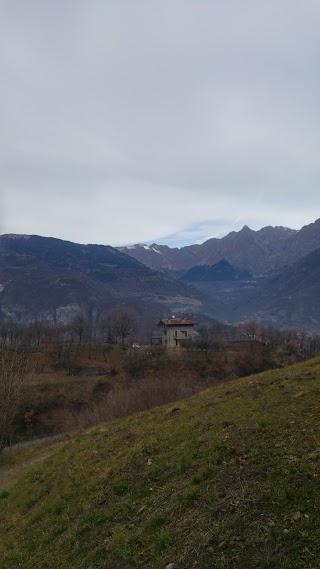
1,0 -> 320,245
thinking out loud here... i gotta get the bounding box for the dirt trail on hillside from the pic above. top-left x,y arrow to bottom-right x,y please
0,435 -> 69,492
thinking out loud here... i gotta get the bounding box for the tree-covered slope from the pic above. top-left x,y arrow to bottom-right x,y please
1,359 -> 320,568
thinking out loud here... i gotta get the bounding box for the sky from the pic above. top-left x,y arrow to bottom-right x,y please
1,0 -> 320,248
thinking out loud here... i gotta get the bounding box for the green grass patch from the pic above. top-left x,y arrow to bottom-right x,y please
0,490 -> 10,500
1,357 -> 320,568
144,515 -> 166,532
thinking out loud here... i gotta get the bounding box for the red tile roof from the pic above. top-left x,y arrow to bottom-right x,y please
158,318 -> 195,326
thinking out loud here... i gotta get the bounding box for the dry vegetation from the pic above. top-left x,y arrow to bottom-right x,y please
5,343 -> 232,441
0,323 -> 319,449
0,348 -> 31,453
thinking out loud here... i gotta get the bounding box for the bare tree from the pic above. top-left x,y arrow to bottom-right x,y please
239,319 -> 259,349
111,307 -> 137,348
25,320 -> 46,346
6,321 -> 23,346
70,312 -> 90,343
208,321 -> 225,342
99,311 -> 116,344
260,326 -> 282,348
141,311 -> 158,345
0,321 -> 10,347
0,348 -> 29,454
49,322 -> 65,344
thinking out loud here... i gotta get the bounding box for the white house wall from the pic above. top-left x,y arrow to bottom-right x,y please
161,325 -> 195,347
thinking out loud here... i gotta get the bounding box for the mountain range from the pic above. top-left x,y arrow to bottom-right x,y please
118,219 -> 320,276
1,218 -> 320,330
118,219 -> 320,330
0,234 -> 210,325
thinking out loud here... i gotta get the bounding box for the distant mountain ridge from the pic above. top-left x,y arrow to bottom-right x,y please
1,218 -> 320,331
118,219 -> 320,330
118,221 -> 320,275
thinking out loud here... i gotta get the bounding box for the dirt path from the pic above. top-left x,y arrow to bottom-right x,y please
0,435 -> 69,492
3,433 -> 69,453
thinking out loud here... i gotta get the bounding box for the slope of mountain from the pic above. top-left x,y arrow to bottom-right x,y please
181,259 -> 252,283
0,235 -> 213,324
283,217 -> 320,264
232,246 -> 320,330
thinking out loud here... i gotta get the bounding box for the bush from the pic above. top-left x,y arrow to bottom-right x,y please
0,348 -> 29,453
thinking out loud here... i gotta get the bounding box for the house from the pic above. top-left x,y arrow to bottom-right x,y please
157,316 -> 196,347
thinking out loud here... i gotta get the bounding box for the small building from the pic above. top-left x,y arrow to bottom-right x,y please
158,316 -> 196,347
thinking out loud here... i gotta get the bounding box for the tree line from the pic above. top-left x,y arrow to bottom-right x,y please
0,313 -> 319,361
0,307 -> 139,348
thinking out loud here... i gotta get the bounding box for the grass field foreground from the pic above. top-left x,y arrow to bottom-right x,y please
1,358 -> 320,568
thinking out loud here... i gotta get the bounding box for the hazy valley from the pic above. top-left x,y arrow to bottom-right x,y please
1,218 -> 320,331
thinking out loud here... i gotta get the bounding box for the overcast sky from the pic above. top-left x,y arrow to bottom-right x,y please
1,0 -> 320,247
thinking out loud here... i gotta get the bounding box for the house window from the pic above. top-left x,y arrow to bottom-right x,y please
182,330 -> 188,337
175,331 -> 178,337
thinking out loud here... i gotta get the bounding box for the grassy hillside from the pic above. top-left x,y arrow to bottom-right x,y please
1,358 -> 320,568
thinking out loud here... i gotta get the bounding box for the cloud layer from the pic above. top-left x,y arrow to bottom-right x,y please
1,1 -> 320,246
